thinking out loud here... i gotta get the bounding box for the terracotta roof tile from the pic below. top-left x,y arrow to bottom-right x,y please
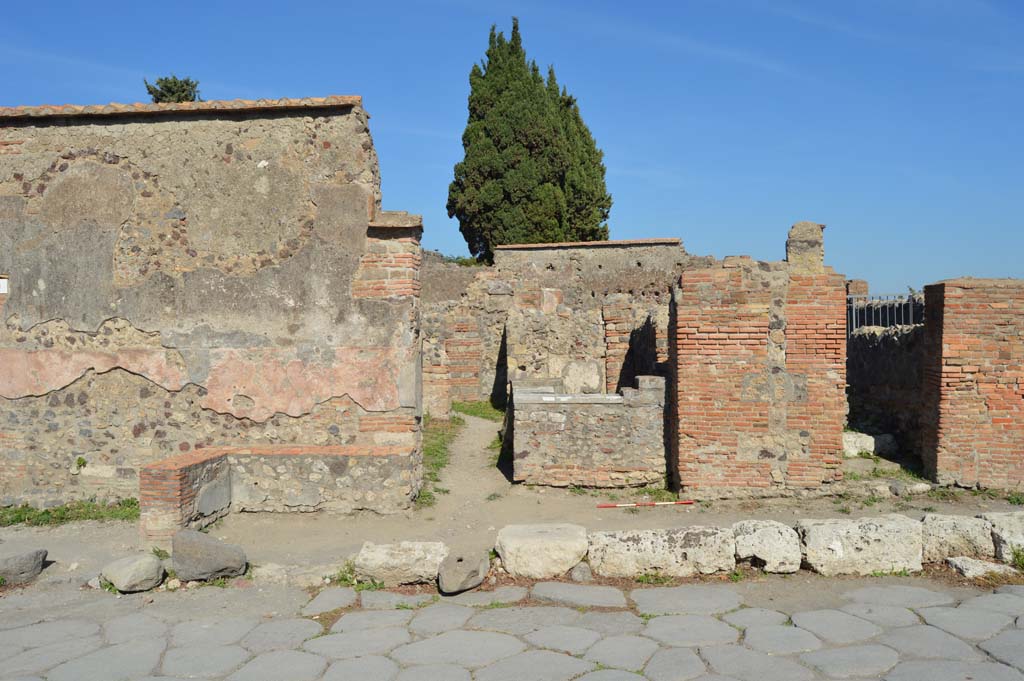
0,95 -> 362,120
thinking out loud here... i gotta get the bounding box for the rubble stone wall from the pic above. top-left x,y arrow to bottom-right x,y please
0,98 -> 423,511
511,376 -> 667,487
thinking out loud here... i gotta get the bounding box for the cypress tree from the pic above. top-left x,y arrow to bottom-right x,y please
448,19 -> 611,261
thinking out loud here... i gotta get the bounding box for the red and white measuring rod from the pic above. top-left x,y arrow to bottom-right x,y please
596,500 -> 695,509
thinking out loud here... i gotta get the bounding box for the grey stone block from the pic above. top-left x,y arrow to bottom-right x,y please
330,609 -> 413,632
885,660 -> 1024,681
172,530 -> 246,582
46,639 -> 166,681
226,650 -> 327,681
390,630 -> 526,668
467,606 -> 580,635
644,614 -> 738,647
800,644 -> 899,678
0,549 -> 46,585
442,585 -> 527,607
2,620 -> 99,648
0,636 -> 103,677
798,515 -> 922,576
722,607 -> 789,628
575,611 -> 644,634
958,593 -> 1024,617
630,585 -> 742,615
476,650 -> 594,681
495,524 -> 588,579
532,582 -> 627,608
947,556 -> 1017,578
170,617 -> 259,647
322,656 -> 399,681
409,604 -> 474,635
839,602 -> 920,628
920,606 -> 1014,640
590,527 -> 735,577
922,514 -> 994,562
791,609 -> 882,644
100,554 -> 163,593
644,648 -> 708,681
980,629 -> 1024,671
162,645 -> 250,678
743,625 -> 822,654
438,551 -> 488,595
732,520 -> 801,573
879,625 -> 984,661
525,625 -> 602,655
701,644 -> 815,681
584,635 -> 659,670
103,613 -> 167,644
359,590 -> 435,610
302,627 -> 410,659
393,664 -> 469,681
844,584 -> 955,608
301,587 -> 356,615
240,618 -> 322,652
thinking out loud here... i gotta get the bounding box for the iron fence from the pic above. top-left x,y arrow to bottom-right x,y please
846,294 -> 924,337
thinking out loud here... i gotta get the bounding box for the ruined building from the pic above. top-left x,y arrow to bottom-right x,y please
0,97 -> 423,541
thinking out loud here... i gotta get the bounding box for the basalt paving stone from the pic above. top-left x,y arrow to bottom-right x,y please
390,630 -> 526,668
3,619 -> 100,648
226,649 -> 328,681
408,603 -> 475,635
998,585 -> 1024,598
644,648 -> 709,681
393,664 -> 470,681
643,615 -> 739,647
532,582 -> 628,608
170,617 -> 260,647
790,609 -> 882,644
0,636 -> 103,677
844,585 -> 956,608
103,613 -> 168,644
800,644 -> 900,678
466,606 -> 580,635
980,629 -> 1024,671
584,634 -> 660,670
301,587 -> 356,616
330,609 -> 414,632
302,627 -> 410,659
46,638 -> 166,681
721,607 -> 788,629
0,644 -> 24,662
475,649 -> 596,681
575,610 -> 645,634
577,670 -> 646,680
360,591 -> 436,610
958,593 -> 1024,617
878,624 -> 985,661
631,586 -> 742,616
699,645 -> 815,681
320,655 -> 399,681
742,624 -> 822,654
839,602 -> 921,628
884,659 -> 1024,681
919,606 -> 1014,640
240,618 -> 323,652
441,586 -> 528,607
161,645 -> 250,678
525,625 -> 603,655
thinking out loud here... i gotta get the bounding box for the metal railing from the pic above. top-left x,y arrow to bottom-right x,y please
847,294 -> 924,337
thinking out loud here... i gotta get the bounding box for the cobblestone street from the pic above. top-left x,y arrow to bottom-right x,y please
3,578 -> 1024,680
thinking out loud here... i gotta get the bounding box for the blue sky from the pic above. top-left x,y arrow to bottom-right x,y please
3,0 -> 1021,291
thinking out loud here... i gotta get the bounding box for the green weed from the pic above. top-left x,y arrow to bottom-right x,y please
0,498 -> 139,527
452,401 -> 505,422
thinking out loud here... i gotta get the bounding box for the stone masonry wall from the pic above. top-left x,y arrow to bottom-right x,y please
671,223 -> 847,498
0,97 -> 423,511
920,279 -> 1024,489
511,376 -> 667,487
420,240 -> 713,414
847,324 -> 927,450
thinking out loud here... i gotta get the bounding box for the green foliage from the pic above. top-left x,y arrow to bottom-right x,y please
75,456 -> 87,469
0,498 -> 139,527
442,254 -> 485,267
728,570 -> 746,583
100,578 -> 119,594
0,575 -> 6,588
630,485 -> 677,503
486,492 -> 503,501
417,415 -> 465,508
1012,547 -> 1024,572
635,572 -> 671,585
152,547 -> 170,560
452,400 -> 505,422
447,18 -> 611,261
331,560 -> 384,591
145,75 -> 201,103
1007,492 -> 1024,506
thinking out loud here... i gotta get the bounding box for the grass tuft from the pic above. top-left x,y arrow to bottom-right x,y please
452,401 -> 505,422
0,498 -> 139,527
1007,492 -> 1024,506
417,415 -> 465,508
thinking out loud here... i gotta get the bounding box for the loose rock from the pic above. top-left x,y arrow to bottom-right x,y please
100,554 -> 164,593
354,541 -> 448,586
438,552 -> 489,595
947,556 -> 1019,579
980,512 -> 1024,564
172,529 -> 247,581
0,548 -> 47,585
569,562 -> 593,583
922,514 -> 994,563
495,524 -> 587,579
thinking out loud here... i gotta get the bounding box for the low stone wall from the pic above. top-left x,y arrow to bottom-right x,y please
140,444 -> 419,547
846,324 -> 926,449
511,377 -> 666,487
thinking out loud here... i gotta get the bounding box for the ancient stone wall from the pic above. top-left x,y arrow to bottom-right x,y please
0,97 -> 423,511
920,279 -> 1024,488
510,376 -> 666,487
420,239 -> 713,414
671,223 -> 847,498
846,324 -> 926,449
